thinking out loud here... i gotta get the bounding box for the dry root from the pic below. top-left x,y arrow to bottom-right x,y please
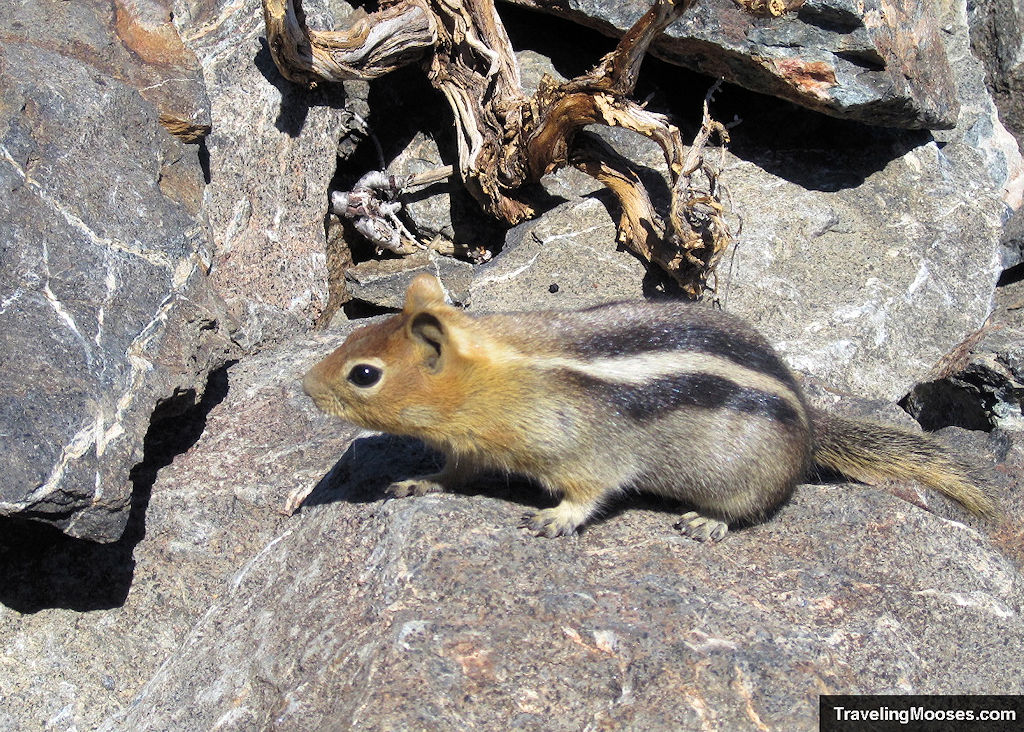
263,0 -> 785,295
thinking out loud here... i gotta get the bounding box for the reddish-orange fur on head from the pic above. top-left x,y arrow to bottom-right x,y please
302,274 -> 521,453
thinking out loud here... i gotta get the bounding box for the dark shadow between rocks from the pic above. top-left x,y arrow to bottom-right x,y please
646,60 -> 933,192
332,64 -> 439,187
998,261 -> 1024,286
502,3 -> 616,85
0,363 -> 233,614
504,2 -> 932,193
198,138 -> 212,184
328,63 -> 510,264
255,39 -> 350,137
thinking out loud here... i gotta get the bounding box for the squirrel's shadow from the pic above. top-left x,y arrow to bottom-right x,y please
299,435 -> 555,512
299,435 -> 777,535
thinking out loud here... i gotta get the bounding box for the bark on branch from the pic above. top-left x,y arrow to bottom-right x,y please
262,0 -> 774,296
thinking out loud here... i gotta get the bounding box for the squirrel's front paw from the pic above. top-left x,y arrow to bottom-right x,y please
674,511 -> 729,542
520,506 -> 582,538
386,478 -> 444,498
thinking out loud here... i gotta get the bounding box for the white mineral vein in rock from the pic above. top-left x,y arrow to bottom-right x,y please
95,261 -> 118,348
905,260 -> 930,300
42,191 -> 173,270
3,140 -> 174,270
41,240 -> 94,367
231,529 -> 294,591
219,198 -> 252,255
0,142 -> 25,177
472,252 -> 541,287
1,421 -> 99,508
0,290 -> 22,314
913,589 -> 1016,618
540,220 -> 608,243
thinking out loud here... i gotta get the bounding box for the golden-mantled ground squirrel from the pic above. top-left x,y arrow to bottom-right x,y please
303,274 -> 994,539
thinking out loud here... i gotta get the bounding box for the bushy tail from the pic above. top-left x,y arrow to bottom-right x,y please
810,409 -> 996,518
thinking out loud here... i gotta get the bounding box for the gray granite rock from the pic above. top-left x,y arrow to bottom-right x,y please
3,326 -> 1019,731
170,0 -> 367,345
0,0 -> 211,140
969,0 -> 1024,150
718,136 -> 1004,402
464,119 -> 1007,402
507,0 -> 960,129
345,250 -> 475,309
469,196 -> 648,312
903,275 -> 1024,432
0,36 -> 232,540
109,483 -> 1024,730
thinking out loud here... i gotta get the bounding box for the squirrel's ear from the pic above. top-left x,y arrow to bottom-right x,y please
409,312 -> 448,370
403,274 -> 446,314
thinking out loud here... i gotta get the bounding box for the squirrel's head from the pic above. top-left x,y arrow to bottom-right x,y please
303,274 -> 480,438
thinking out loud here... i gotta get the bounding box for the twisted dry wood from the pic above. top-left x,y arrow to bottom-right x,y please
263,0 -> 750,296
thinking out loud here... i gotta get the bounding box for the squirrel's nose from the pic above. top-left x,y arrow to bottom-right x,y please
301,367 -> 322,399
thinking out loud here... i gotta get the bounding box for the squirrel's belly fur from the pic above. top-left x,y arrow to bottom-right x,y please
303,274 -> 994,540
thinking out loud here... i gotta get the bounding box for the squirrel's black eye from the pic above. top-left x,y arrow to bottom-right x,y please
347,364 -> 382,388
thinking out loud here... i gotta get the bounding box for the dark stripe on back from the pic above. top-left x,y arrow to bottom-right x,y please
568,370 -> 804,428
566,308 -> 796,389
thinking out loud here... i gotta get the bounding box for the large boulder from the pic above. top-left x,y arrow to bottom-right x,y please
0,3 -> 232,542
507,0 -> 961,129
171,0 -> 370,346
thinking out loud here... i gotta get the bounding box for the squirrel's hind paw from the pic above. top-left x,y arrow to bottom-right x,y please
386,478 -> 445,498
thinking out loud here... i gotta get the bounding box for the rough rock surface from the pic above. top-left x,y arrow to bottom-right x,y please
2,324 -> 1020,730
507,0 -> 960,129
0,12 -> 231,541
468,195 -> 649,312
4,0 -> 1024,726
345,250 -> 475,309
170,0 -> 367,345
0,0 -> 211,140
903,275 -> 1024,433
969,0 -> 1024,149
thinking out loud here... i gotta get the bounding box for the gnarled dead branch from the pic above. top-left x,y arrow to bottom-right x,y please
263,0 -> 781,296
